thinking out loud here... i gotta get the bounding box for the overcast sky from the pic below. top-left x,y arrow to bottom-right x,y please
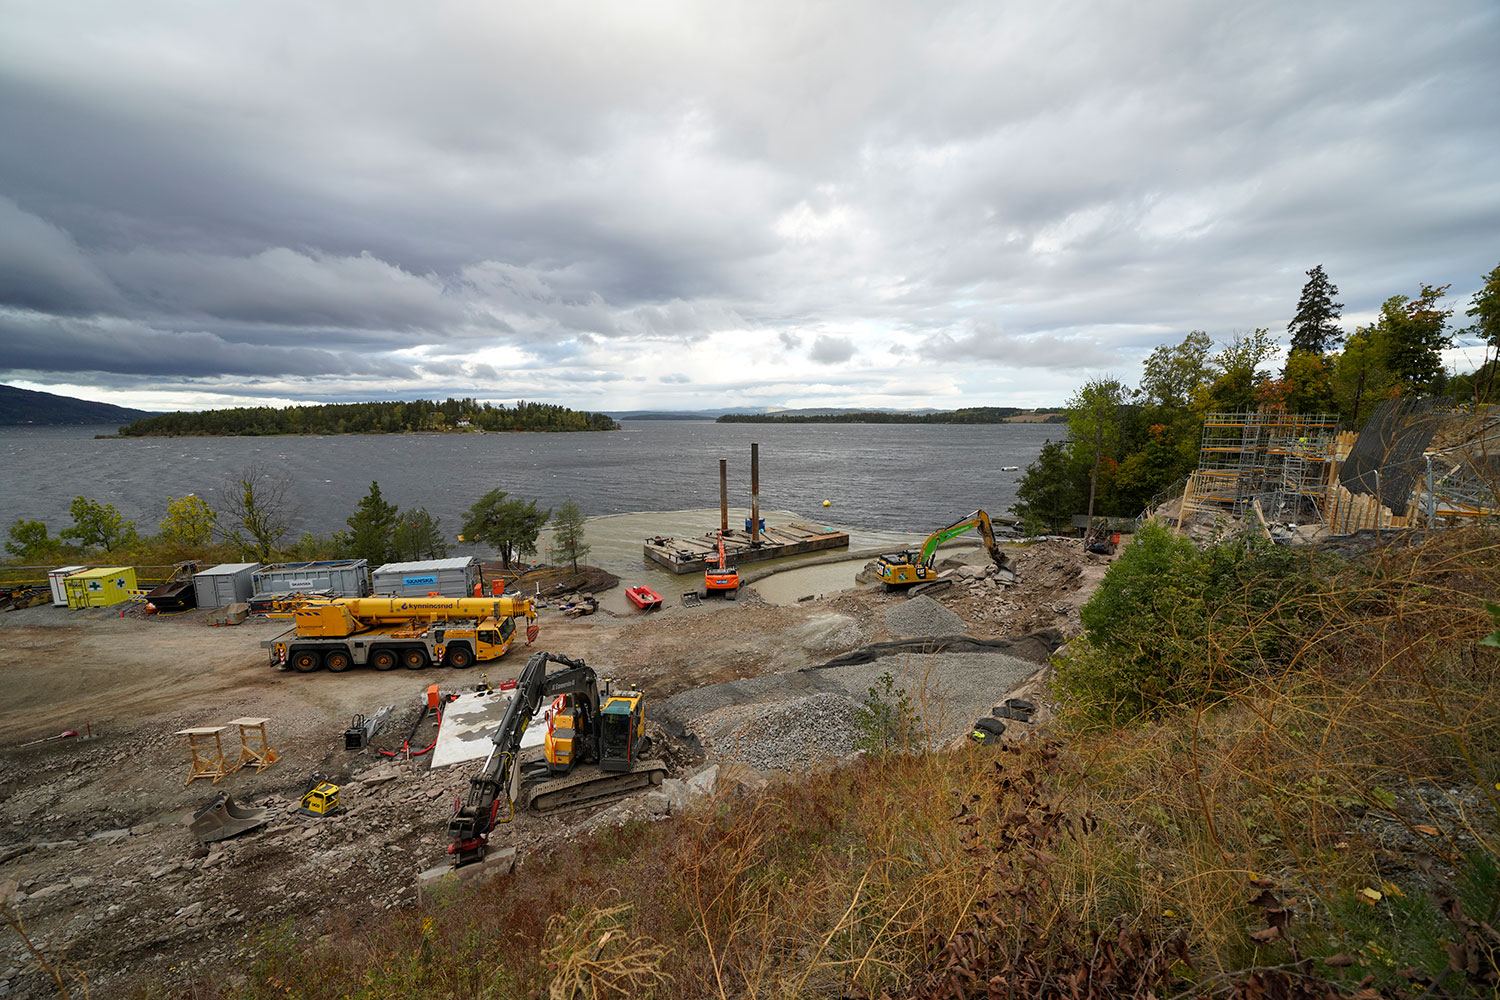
1,1 -> 1497,414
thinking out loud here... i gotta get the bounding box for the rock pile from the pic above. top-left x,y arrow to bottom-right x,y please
948,559 -> 1017,596
884,595 -> 964,637
691,693 -> 860,773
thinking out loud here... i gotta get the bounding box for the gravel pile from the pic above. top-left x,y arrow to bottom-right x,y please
691,692 -> 860,773
884,595 -> 964,637
664,648 -> 1042,772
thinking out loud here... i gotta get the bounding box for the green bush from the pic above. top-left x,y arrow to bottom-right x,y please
1058,521 -> 1339,724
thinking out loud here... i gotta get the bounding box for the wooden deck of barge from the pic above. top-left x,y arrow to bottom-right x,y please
644,523 -> 850,574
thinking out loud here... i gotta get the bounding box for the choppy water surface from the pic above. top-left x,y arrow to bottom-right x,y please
1,420 -> 1058,601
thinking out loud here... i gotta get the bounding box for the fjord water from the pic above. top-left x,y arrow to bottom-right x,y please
1,420 -> 1059,608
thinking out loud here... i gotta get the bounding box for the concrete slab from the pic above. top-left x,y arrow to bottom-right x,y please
428,690 -> 547,769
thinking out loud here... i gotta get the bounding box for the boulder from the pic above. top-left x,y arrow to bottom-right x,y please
686,764 -> 720,801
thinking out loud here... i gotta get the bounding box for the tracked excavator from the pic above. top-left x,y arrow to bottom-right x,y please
874,509 -> 1012,591
262,595 -> 538,672
448,651 -> 667,867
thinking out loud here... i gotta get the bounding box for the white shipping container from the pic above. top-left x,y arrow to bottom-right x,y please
48,565 -> 88,607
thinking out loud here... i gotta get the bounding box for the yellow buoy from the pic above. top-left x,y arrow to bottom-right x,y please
822,500 -> 831,507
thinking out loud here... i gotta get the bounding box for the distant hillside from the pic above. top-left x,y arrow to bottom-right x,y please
0,384 -> 154,426
717,406 -> 1047,424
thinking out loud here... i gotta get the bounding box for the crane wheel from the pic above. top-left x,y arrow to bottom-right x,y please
290,649 -> 322,673
402,648 -> 429,670
370,648 -> 398,672
445,645 -> 474,669
325,650 -> 353,672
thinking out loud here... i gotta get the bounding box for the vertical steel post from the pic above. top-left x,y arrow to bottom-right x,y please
750,442 -> 760,544
719,459 -> 728,535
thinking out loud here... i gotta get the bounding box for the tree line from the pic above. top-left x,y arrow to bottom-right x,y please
117,398 -> 620,436
1012,261 -> 1500,534
717,406 -> 1061,424
7,468 -> 592,576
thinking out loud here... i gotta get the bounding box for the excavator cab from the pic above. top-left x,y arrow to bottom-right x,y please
598,692 -> 645,772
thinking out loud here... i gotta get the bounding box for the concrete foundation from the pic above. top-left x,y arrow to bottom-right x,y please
644,523 -> 850,574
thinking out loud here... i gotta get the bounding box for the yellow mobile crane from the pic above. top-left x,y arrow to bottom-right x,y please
262,595 -> 538,673
874,509 -> 1011,591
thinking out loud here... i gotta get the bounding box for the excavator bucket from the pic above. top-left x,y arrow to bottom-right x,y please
190,792 -> 271,843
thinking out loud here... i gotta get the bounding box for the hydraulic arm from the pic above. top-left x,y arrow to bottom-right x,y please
448,651 -> 607,866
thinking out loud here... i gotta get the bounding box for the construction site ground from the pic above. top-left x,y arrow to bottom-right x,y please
0,539 -> 1110,999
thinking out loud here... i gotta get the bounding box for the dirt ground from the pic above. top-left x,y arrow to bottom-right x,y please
0,539 -> 1110,998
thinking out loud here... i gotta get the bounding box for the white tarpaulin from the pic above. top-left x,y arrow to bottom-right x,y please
429,689 -> 548,769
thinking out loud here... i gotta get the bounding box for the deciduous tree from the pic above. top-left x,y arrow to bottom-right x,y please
159,494 -> 216,546
1380,283 -> 1453,391
220,463 -> 292,561
6,519 -> 54,559
1067,377 -> 1128,535
1463,261 -> 1500,350
60,496 -> 135,551
1138,331 -> 1213,410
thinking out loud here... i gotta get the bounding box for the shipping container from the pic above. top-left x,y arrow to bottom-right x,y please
193,562 -> 260,608
48,565 -> 88,607
252,559 -> 370,601
371,557 -> 480,598
64,566 -> 138,608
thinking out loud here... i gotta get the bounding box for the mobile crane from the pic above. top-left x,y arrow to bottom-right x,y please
262,595 -> 538,672
873,509 -> 1011,591
448,651 -> 667,866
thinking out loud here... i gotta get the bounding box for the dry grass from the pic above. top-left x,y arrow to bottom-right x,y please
108,528 -> 1500,1000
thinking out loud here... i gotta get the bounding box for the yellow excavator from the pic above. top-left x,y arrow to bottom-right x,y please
448,650 -> 666,866
874,509 -> 1011,591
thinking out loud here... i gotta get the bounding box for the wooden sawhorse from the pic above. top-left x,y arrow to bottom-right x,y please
176,726 -> 230,786
227,717 -> 280,773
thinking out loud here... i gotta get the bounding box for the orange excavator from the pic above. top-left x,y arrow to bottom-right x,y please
703,531 -> 739,600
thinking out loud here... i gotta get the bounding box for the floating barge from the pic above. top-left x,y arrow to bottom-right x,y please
644,522 -> 849,574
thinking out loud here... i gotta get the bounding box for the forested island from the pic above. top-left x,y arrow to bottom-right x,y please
117,398 -> 620,436
716,407 -> 1064,424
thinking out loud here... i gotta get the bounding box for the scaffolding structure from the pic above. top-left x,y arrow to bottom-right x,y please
1187,411 -> 1339,520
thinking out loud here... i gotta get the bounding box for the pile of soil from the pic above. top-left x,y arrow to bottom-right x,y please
490,563 -> 620,597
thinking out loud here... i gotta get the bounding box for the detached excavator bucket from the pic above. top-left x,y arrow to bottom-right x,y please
190,792 -> 271,843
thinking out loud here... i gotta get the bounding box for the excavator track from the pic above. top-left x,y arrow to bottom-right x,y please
522,758 -> 668,814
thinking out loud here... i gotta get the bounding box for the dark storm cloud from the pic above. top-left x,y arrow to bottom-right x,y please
0,1 -> 1497,409
0,311 -> 413,379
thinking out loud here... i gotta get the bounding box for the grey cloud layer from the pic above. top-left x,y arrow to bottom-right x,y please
0,1 -> 1497,405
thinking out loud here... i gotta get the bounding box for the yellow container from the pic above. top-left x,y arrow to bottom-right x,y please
65,566 -> 138,608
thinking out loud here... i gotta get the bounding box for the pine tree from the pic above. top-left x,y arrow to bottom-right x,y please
551,500 -> 590,572
1286,265 -> 1345,356
344,481 -> 399,566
